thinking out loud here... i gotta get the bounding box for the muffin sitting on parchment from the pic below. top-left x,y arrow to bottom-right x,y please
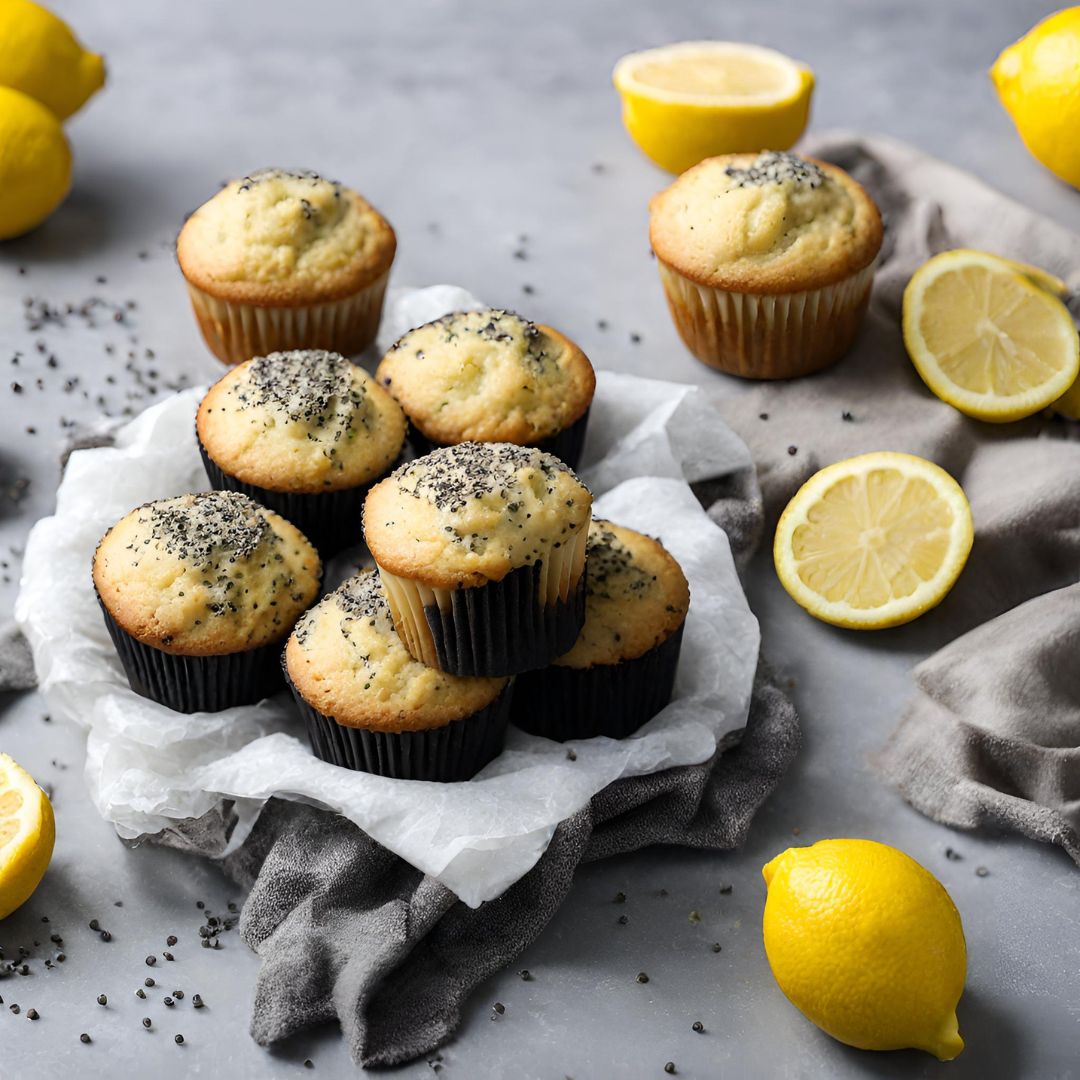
364,442 -> 592,677
93,491 -> 321,713
376,308 -> 595,468
285,570 -> 512,781
197,349 -> 406,556
649,150 -> 882,379
514,520 -> 689,741
177,168 -> 396,365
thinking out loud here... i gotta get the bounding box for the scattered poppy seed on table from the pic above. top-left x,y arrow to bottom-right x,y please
173,990 -> 184,999
688,910 -> 701,923
89,919 -> 100,931
163,951 -> 174,961
976,866 -> 990,877
787,445 -> 798,456
946,848 -> 962,861
136,989 -> 146,999
142,1017 -> 152,1028
145,978 -> 155,987
617,915 -> 628,925
27,1009 -> 39,1020
636,972 -> 649,984
692,1021 -> 704,1033
518,970 -> 531,981
100,931 -> 112,942
842,410 -> 854,421
97,994 -> 107,1006
711,943 -> 722,953
10,1004 -> 19,1014
719,884 -> 733,895
566,749 -> 577,761
164,996 -> 174,1007
192,994 -> 204,1009
614,891 -> 626,904
145,955 -> 156,966
166,935 -> 178,947
80,1033 -> 91,1044
492,1002 -> 505,1016
664,1063 -> 677,1074
304,1060 -> 314,1069
175,1034 -> 184,1045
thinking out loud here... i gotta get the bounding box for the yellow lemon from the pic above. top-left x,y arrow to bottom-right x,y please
774,451 -> 973,630
762,839 -> 966,1061
0,0 -> 104,121
0,753 -> 55,921
612,41 -> 814,174
992,8 -> 1080,189
0,86 -> 72,239
903,250 -> 1079,423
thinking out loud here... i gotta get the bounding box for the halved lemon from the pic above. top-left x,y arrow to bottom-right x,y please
0,753 -> 55,920
612,41 -> 814,174
902,249 -> 1079,423
774,452 -> 974,630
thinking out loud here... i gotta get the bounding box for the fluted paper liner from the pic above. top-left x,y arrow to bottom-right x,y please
658,261 -> 876,379
377,522 -> 589,676
184,270 -> 390,366
287,669 -> 513,782
514,624 -> 685,741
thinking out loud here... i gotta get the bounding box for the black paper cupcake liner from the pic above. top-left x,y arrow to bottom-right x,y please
408,407 -> 591,470
198,441 -> 374,556
98,599 -> 287,714
513,623 -> 686,741
286,672 -> 514,781
419,562 -> 586,677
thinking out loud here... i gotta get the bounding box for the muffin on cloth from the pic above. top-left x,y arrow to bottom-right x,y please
515,520 -> 689,741
177,168 -> 396,365
284,570 -> 512,780
364,442 -> 592,677
197,349 -> 406,556
375,309 -> 595,468
93,491 -> 321,713
649,150 -> 882,379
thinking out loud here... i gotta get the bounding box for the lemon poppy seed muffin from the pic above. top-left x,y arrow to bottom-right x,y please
285,571 -> 512,779
197,350 -> 406,554
364,442 -> 592,676
649,150 -> 882,378
177,168 -> 396,364
93,491 -> 321,712
376,309 -> 595,467
516,521 -> 689,741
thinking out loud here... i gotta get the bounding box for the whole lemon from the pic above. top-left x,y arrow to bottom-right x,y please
0,85 -> 72,239
0,0 -> 104,121
992,8 -> 1080,189
762,839 -> 966,1061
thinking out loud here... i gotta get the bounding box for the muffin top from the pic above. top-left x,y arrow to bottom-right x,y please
93,491 -> 321,656
197,350 -> 406,494
649,151 -> 882,293
285,570 -> 508,730
375,309 -> 595,445
557,521 -> 689,669
364,442 -> 592,588
176,168 -> 396,304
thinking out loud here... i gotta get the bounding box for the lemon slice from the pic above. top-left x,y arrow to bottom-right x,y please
902,249 -> 1079,423
0,753 -> 55,920
774,452 -> 973,630
612,41 -> 814,174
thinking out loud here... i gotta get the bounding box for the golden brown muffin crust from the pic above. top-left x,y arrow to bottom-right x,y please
285,570 -> 508,731
649,151 -> 882,295
93,491 -> 321,656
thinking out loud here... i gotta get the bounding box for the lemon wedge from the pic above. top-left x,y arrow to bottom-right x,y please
612,41 -> 814,174
903,250 -> 1079,423
0,753 -> 55,921
774,452 -> 973,630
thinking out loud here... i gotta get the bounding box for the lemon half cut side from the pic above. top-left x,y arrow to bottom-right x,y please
903,250 -> 1079,423
774,452 -> 974,630
0,752 -> 55,921
612,41 -> 814,174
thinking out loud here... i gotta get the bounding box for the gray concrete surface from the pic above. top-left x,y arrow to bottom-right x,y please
1,0 -> 1078,1076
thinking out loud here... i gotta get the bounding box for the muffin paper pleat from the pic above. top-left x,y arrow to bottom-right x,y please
407,407 -> 591,470
513,623 -> 686,741
377,532 -> 588,677
98,598 -> 286,714
199,440 -> 380,557
657,261 -> 876,379
286,671 -> 514,782
184,270 -> 390,366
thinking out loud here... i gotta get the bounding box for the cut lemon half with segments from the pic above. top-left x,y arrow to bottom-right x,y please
902,249 -> 1079,423
774,452 -> 974,630
612,42 -> 814,174
0,753 -> 55,921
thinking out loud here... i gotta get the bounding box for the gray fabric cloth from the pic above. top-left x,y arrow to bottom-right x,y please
0,620 -> 36,692
223,671 -> 799,1068
713,131 -> 1080,860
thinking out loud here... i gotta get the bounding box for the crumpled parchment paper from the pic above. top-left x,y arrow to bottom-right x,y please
16,286 -> 761,907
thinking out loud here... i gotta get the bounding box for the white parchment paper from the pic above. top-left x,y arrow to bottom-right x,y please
16,286 -> 761,907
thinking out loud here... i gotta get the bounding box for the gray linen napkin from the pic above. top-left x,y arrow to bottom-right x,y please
712,132 -> 1080,862
223,672 -> 798,1069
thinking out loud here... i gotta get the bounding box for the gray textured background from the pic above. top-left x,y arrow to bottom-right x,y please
1,1 -> 1078,1077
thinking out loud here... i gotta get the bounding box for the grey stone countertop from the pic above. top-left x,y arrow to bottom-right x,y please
0,0 -> 1077,1076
